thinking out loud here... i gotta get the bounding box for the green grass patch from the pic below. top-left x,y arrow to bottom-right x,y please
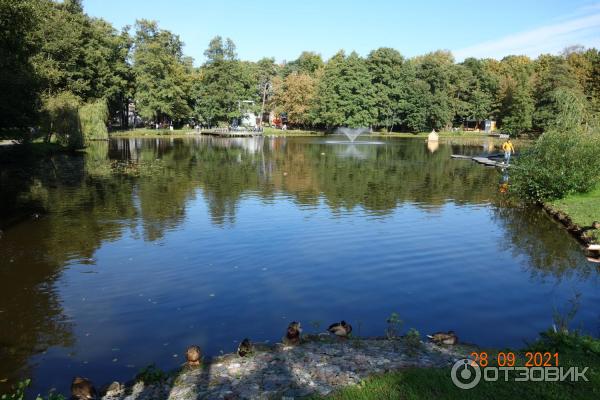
110,128 -> 195,137
548,185 -> 600,242
263,127 -> 325,136
314,332 -> 599,400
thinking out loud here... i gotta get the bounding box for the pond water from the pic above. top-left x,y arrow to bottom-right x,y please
0,136 -> 598,395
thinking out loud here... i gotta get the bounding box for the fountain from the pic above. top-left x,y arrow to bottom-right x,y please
323,127 -> 384,146
337,127 -> 368,143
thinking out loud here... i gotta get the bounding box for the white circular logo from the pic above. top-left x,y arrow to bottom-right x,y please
451,358 -> 481,389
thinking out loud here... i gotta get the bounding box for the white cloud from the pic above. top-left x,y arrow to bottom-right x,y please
453,11 -> 600,61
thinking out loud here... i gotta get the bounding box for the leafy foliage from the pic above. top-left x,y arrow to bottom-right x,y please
40,91 -> 83,149
385,312 -> 403,339
403,328 -> 422,356
510,128 -> 600,201
2,1 -> 600,137
79,99 -> 109,142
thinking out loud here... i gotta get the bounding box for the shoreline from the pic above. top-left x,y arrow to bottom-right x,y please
99,335 -> 472,400
542,201 -> 600,261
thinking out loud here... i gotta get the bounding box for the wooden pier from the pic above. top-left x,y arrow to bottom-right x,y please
451,154 -> 510,168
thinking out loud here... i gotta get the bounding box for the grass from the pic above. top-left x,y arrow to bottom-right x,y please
263,127 -> 499,138
312,332 -> 600,400
548,185 -> 600,243
110,128 -> 195,137
263,127 -> 324,136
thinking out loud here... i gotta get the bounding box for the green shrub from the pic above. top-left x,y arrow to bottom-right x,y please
385,312 -> 403,339
40,91 -> 83,149
136,364 -> 168,384
510,128 -> 600,201
79,99 -> 109,142
404,328 -> 422,356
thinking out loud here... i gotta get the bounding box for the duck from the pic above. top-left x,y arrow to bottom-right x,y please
185,345 -> 202,366
427,331 -> 458,345
70,377 -> 97,400
327,320 -> 352,338
237,338 -> 253,357
283,321 -> 302,345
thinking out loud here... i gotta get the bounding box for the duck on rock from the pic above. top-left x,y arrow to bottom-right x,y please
427,331 -> 458,345
237,338 -> 253,357
70,377 -> 97,400
185,345 -> 202,366
283,321 -> 302,345
327,320 -> 352,338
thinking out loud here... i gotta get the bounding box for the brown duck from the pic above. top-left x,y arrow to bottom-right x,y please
237,338 -> 253,357
70,377 -> 97,400
185,345 -> 202,366
283,321 -> 302,345
427,331 -> 458,345
327,320 -> 352,338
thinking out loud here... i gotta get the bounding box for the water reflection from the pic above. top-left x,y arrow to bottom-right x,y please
0,136 -> 597,395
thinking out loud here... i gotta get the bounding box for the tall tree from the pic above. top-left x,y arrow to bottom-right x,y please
313,51 -> 376,128
272,72 -> 317,127
532,54 -> 581,131
367,48 -> 408,132
192,36 -> 253,125
0,0 -> 41,128
132,19 -> 191,124
283,51 -> 324,77
256,57 -> 278,125
497,56 -> 535,135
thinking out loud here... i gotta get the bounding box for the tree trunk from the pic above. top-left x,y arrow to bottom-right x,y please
260,82 -> 268,127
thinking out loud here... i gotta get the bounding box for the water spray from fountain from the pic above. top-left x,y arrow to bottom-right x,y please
336,127 -> 369,143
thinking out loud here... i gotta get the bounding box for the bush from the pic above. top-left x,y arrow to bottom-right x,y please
510,128 -> 600,201
40,91 -> 83,149
79,99 -> 109,142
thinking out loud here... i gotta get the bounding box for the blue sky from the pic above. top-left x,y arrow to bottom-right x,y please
84,0 -> 600,64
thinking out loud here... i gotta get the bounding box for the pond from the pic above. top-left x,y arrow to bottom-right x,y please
0,136 -> 598,395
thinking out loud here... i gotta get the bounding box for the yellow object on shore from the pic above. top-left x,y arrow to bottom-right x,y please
502,141 -> 515,153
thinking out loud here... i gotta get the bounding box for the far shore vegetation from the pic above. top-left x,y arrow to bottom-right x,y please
1,0 -> 600,398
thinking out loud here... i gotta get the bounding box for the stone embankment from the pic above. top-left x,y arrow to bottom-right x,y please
101,335 -> 472,400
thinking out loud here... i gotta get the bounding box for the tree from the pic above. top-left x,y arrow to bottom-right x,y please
313,51 -> 376,128
283,51 -> 323,77
412,51 -> 457,129
532,54 -> 581,131
367,48 -> 408,132
192,36 -> 254,125
460,58 -> 498,127
497,56 -> 535,135
272,72 -> 317,127
256,57 -> 278,126
0,0 -> 42,129
132,20 -> 191,124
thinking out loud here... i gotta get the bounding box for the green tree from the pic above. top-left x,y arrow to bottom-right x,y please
497,56 -> 535,135
532,54 -> 581,131
192,36 -> 254,125
367,48 -> 409,132
256,57 -> 279,125
313,51 -> 376,128
283,51 -> 324,77
0,0 -> 41,129
412,51 -> 456,129
132,20 -> 191,124
40,91 -> 83,149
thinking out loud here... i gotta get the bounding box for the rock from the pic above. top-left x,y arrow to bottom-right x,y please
100,337 -> 470,400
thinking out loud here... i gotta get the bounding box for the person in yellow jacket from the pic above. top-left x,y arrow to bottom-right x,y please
502,139 -> 515,164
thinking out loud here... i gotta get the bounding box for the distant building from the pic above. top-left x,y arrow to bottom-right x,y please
239,100 -> 257,127
462,119 -> 496,132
